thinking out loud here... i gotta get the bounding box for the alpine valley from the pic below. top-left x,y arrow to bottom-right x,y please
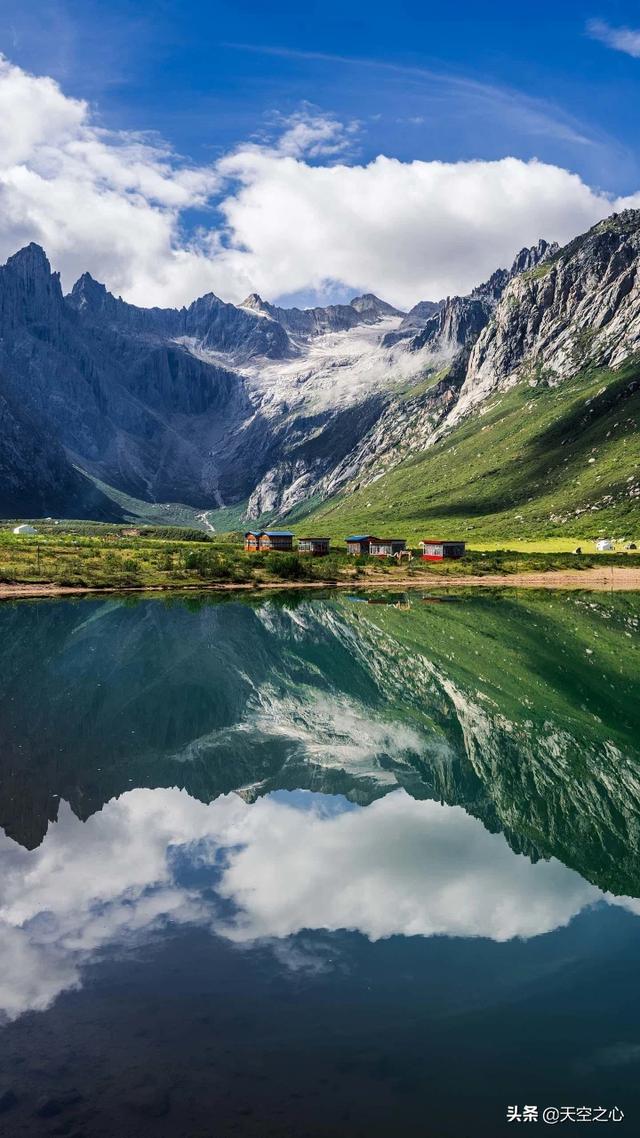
1,211 -> 639,539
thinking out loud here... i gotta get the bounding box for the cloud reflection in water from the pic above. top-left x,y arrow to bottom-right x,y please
1,787 -> 637,1022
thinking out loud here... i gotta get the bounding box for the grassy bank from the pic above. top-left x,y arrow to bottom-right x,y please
1,523 -> 638,591
293,360 -> 640,543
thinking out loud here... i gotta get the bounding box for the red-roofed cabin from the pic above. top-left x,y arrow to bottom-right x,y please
420,540 -> 466,561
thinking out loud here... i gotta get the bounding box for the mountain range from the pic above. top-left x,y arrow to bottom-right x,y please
0,212 -> 639,537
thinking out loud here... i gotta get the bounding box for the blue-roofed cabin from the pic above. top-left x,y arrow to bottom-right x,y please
345,535 -> 379,555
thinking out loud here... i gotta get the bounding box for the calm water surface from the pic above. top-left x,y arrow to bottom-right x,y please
0,589 -> 639,1137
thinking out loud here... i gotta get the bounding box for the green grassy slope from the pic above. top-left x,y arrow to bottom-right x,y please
294,359 -> 640,543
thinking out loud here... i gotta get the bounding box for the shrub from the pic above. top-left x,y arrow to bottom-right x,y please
265,552 -> 310,580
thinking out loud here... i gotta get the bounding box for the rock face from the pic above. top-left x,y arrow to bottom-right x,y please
404,240 -> 557,360
349,293 -> 404,319
0,214 -> 639,523
303,219 -> 640,506
239,291 -> 402,338
0,248 -> 416,519
0,377 -> 116,519
0,246 -> 261,512
456,214 -> 640,419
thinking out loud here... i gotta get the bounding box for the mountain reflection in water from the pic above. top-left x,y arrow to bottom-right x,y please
0,590 -> 638,1136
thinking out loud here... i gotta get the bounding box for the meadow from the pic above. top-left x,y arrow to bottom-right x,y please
0,521 -> 637,592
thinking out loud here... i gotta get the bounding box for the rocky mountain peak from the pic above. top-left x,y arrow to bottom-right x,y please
402,238 -> 562,362
68,272 -> 111,313
350,293 -> 404,318
5,241 -> 52,278
240,292 -> 269,312
510,238 -> 558,276
0,242 -> 63,325
455,209 -> 640,420
589,208 -> 640,239
399,299 -> 443,330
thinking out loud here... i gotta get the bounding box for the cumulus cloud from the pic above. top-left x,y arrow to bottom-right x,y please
1,786 -> 634,1021
0,53 -> 638,309
587,19 -> 640,59
215,151 -> 636,308
269,106 -> 360,158
0,54 -> 221,306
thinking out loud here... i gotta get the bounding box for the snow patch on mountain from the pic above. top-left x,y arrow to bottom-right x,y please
177,315 -> 434,418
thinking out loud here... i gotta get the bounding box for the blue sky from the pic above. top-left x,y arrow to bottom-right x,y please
4,0 -> 639,188
0,0 -> 639,307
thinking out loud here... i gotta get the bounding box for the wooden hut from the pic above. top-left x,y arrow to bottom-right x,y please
244,529 -> 295,552
244,530 -> 261,552
420,540 -> 466,561
259,530 -> 294,551
369,538 -> 407,558
298,537 -> 330,556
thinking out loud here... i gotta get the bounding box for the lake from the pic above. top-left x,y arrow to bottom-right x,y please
0,588 -> 638,1136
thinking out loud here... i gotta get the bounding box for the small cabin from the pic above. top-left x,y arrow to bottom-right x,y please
260,530 -> 294,552
13,524 -> 37,535
298,537 -> 330,556
244,529 -> 294,552
244,530 -> 261,552
420,540 -> 466,561
369,539 -> 407,558
345,535 -> 378,556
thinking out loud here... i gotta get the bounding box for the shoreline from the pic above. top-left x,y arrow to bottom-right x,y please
0,566 -> 639,601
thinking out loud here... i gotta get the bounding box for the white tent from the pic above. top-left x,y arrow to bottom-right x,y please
596,539 -> 614,551
13,524 -> 37,535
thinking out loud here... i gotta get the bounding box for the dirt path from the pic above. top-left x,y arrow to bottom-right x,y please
0,566 -> 638,602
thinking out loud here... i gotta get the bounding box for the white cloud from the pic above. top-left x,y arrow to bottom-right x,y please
215,151 -> 635,308
270,106 -> 359,158
0,53 -> 638,309
587,19 -> 640,59
0,54 -> 221,306
1,786 -> 635,1021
